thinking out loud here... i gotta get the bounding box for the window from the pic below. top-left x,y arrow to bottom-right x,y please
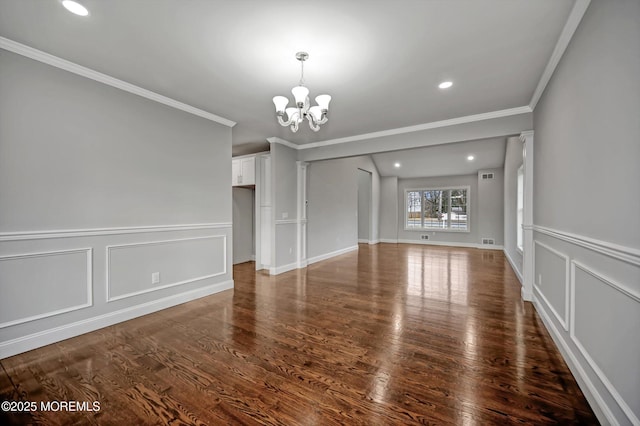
405,187 -> 469,231
516,165 -> 524,251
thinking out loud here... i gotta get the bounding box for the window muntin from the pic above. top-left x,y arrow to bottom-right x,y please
405,187 -> 469,231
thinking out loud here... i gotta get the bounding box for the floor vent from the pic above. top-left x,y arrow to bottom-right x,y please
481,238 -> 495,245
481,173 -> 495,180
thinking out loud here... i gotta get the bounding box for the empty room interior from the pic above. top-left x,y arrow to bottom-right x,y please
1,0 -> 638,424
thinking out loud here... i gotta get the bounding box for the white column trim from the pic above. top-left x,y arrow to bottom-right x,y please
520,130 -> 534,301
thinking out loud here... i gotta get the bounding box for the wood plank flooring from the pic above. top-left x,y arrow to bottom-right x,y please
1,243 -> 597,424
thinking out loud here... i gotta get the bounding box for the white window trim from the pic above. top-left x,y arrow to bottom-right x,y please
404,186 -> 471,233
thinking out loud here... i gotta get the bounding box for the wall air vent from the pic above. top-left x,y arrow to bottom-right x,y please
481,173 -> 494,180
481,238 -> 495,245
421,235 -> 429,240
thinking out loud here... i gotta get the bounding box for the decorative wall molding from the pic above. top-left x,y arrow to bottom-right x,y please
534,240 -> 570,331
533,225 -> 640,267
0,280 -> 233,360
0,222 -> 232,242
106,235 -> 227,302
307,245 -> 359,265
275,219 -> 299,225
533,293 -> 616,426
529,0 -> 592,110
0,37 -> 236,127
0,248 -> 93,329
569,260 -> 640,426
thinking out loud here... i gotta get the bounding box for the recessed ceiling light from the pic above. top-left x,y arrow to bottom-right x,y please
467,155 -> 475,161
62,0 -> 89,16
439,81 -> 453,89
394,162 -> 401,168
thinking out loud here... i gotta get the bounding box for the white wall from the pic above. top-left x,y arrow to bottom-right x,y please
0,49 -> 233,358
232,188 -> 254,264
395,170 -> 504,248
503,136 -> 524,280
531,1 -> 640,424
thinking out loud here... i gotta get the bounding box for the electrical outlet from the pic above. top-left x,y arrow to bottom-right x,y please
152,272 -> 160,284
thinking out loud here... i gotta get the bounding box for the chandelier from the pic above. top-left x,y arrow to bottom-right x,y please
272,52 -> 331,132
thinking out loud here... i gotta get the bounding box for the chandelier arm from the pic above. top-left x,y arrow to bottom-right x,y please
307,113 -> 320,132
290,120 -> 299,133
277,114 -> 296,127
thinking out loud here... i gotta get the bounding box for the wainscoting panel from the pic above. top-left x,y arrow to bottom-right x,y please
107,235 -> 226,301
0,223 -> 232,359
532,228 -> 640,426
534,240 -> 569,330
0,248 -> 92,328
571,261 -> 640,424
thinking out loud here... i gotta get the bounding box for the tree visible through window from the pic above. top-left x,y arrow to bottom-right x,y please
406,188 -> 469,230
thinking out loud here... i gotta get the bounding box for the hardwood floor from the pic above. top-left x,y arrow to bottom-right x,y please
1,243 -> 597,425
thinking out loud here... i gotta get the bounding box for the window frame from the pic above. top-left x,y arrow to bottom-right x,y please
404,186 -> 471,233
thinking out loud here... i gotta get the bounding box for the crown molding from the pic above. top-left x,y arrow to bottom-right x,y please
296,106 -> 532,151
267,137 -> 299,150
0,37 -> 236,128
529,0 -> 591,110
267,106 -> 532,151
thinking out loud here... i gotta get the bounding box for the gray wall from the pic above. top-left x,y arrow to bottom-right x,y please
307,155 -> 380,260
0,49 -> 233,358
396,170 -> 503,247
379,176 -> 398,241
232,188 -> 254,264
357,169 -> 372,241
271,143 -> 298,268
531,1 -> 640,424
503,136 -> 523,279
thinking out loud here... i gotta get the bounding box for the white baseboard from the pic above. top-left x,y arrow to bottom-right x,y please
503,249 -> 524,284
397,239 -> 504,250
358,239 -> 381,245
0,280 -> 233,359
269,262 -> 298,275
250,255 -> 256,261
379,239 -> 398,243
307,245 -> 359,265
532,294 -> 616,426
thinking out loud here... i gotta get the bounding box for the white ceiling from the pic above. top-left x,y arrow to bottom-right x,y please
372,138 -> 507,178
0,0 -> 575,150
